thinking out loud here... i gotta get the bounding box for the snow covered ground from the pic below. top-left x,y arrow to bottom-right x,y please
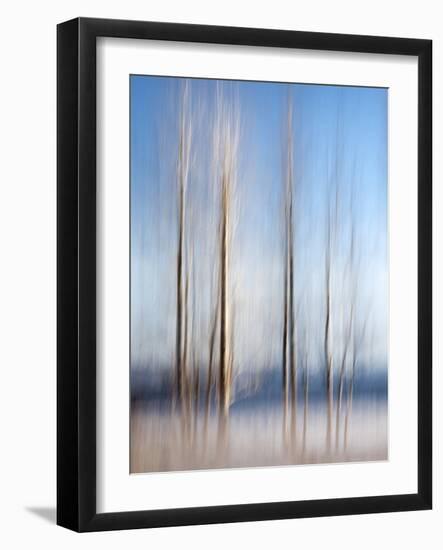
131,400 -> 387,473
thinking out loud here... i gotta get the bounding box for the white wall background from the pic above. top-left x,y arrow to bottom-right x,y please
0,0 -> 440,547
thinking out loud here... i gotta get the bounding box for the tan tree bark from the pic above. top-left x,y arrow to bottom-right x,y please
214,88 -> 239,450
218,167 -> 232,446
175,81 -> 191,413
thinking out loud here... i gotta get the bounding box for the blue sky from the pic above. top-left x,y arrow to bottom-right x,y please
130,75 -> 387,373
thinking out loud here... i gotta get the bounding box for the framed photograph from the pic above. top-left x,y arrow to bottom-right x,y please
57,17 -> 432,531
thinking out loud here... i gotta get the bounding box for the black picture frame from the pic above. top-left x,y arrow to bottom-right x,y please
57,17 -> 432,532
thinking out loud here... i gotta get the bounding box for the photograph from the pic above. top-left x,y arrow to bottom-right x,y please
130,75 -> 388,473
0,1 -> 435,543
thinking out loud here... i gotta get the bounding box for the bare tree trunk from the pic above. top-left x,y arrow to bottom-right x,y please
282,231 -> 289,444
343,361 -> 355,451
285,92 -> 297,448
218,172 -> 230,442
302,347 -> 309,456
335,304 -> 353,450
335,357 -> 346,451
324,206 -> 333,453
204,290 -> 219,438
175,82 -> 191,417
176,160 -> 185,409
341,209 -> 357,452
182,263 -> 191,441
189,248 -> 199,446
213,87 -> 238,454
228,299 -> 235,405
193,366 -> 200,445
288,201 -> 296,445
344,315 -> 366,451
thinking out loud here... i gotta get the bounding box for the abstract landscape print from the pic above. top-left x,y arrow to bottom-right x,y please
130,75 -> 388,473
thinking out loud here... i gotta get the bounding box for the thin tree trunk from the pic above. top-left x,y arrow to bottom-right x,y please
218,172 -> 230,437
182,264 -> 191,441
286,93 -> 297,448
204,290 -> 219,438
288,198 -> 296,445
339,217 -> 356,451
343,359 -> 355,450
344,312 -> 365,451
215,88 -> 238,454
335,352 -> 346,450
302,349 -> 309,456
335,305 -> 353,450
324,208 -> 333,453
175,84 -> 191,417
176,158 -> 185,410
193,366 -> 200,445
282,230 -> 289,444
189,249 -> 199,445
